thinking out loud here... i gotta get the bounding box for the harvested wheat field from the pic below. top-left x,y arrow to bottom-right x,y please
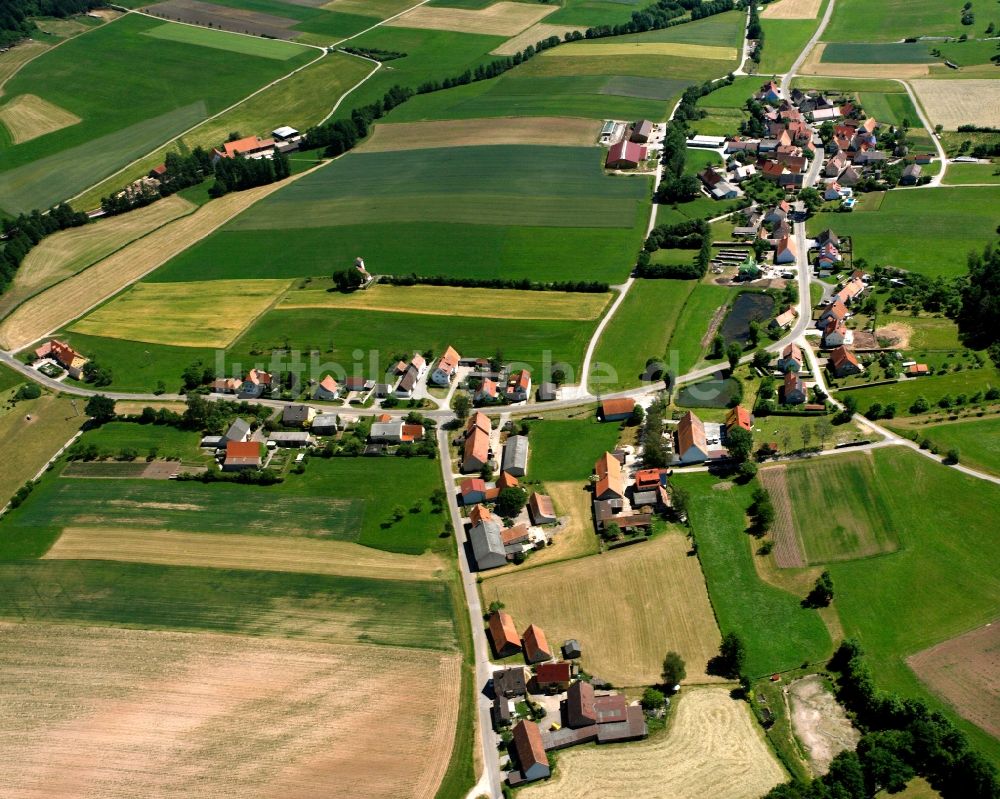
546,41 -> 737,60
0,93 -> 81,143
387,2 -> 555,36
0,176 -> 310,351
280,283 -> 609,320
69,278 -> 290,347
907,622 -> 1000,739
761,0 -> 820,18
0,622 -> 460,799
357,116 -> 599,152
522,687 -> 786,799
115,400 -> 188,414
0,196 -> 193,319
912,79 -> 1000,130
788,675 -> 860,775
46,527 -> 447,580
481,534 -> 721,686
0,41 -> 48,95
759,465 -> 805,568
492,23 -> 585,55
0,395 -> 82,507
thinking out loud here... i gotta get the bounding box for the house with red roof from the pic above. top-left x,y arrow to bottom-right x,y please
34,339 -> 88,379
475,378 -> 500,404
774,236 -> 797,265
460,477 -> 487,505
725,405 -> 752,433
240,368 -> 273,398
675,411 -> 708,464
784,372 -> 807,405
488,611 -> 521,657
212,135 -> 274,161
504,369 -> 532,403
314,375 -> 341,400
223,440 -> 261,471
778,342 -> 803,373
600,397 -> 635,422
431,345 -> 461,386
828,345 -> 862,377
523,624 -> 553,664
510,721 -> 550,783
605,139 -> 647,169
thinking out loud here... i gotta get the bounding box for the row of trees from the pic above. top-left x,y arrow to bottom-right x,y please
636,219 -> 712,279
0,203 -> 89,294
0,0 -> 100,47
381,274 -> 610,293
764,640 -> 999,799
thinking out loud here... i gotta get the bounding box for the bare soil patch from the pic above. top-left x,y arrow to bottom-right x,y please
759,465 -> 806,568
699,302 -> 729,350
482,534 -> 722,686
0,93 -> 81,143
357,116 -> 598,152
387,1 -> 556,36
0,174 -> 311,351
492,22 -> 585,55
141,0 -> 301,39
521,687 -> 786,799
45,527 -> 447,580
907,622 -> 1000,739
0,622 -> 460,799
875,322 -> 911,349
115,400 -> 188,415
787,675 -> 860,775
912,79 -> 1000,130
761,0 -> 820,18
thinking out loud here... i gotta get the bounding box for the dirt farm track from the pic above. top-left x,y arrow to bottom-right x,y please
0,622 -> 460,799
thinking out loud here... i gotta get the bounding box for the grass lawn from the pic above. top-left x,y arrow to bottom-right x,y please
73,421 -> 210,464
798,448 -> 1000,764
834,365 -> 1000,415
0,14 -> 314,214
892,416 -> 1000,477
0,559 -> 458,650
521,417 -> 622,483
668,283 -> 737,374
820,42 -> 936,64
0,395 -> 83,509
877,312 -> 964,350
943,162 -> 1000,185
591,279 -> 695,392
804,187 -> 1000,279
674,473 -> 832,677
750,413 -> 872,452
0,454 -> 449,558
823,0 -> 967,41
757,18 -> 820,74
610,10 -> 746,48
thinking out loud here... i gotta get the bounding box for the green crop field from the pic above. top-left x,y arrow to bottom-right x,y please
591,279 -> 695,392
776,455 -> 900,563
757,18 -> 819,74
0,14 -> 314,214
145,145 -> 651,285
142,20 -> 308,59
787,448 -> 1000,762
943,162 -> 1000,185
543,0 -> 645,27
896,417 -> 1000,477
857,91 -> 920,127
805,187 -> 1000,279
0,560 -> 458,649
834,365 -> 1000,415
521,51 -> 739,81
675,473 -> 832,677
823,0 -> 967,42
522,417 -> 622,483
668,283 -> 736,373
610,10 -> 746,48
820,42 -> 937,64
0,455 -> 448,557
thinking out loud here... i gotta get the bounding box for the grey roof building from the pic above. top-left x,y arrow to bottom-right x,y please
536,382 -> 556,402
267,431 -> 314,447
501,435 -> 529,477
282,404 -> 315,425
311,413 -> 340,434
224,418 -> 251,443
470,518 -> 506,570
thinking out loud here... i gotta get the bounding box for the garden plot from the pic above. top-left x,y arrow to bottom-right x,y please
386,1 -> 556,36
0,94 -> 81,144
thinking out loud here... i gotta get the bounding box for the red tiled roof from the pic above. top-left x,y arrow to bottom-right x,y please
219,135 -> 274,158
606,139 -> 646,167
470,504 -> 494,527
496,471 -> 519,490
225,440 -> 260,465
601,397 -> 635,418
502,524 -> 530,545
461,477 -> 486,496
512,721 -> 549,773
634,468 -> 663,490
522,624 -> 552,663
467,412 -> 491,434
488,611 -> 520,654
726,405 -> 752,432
464,428 -> 490,467
830,345 -> 859,370
677,411 -> 707,457
400,423 -> 424,442
594,451 -> 624,499
535,662 -> 572,684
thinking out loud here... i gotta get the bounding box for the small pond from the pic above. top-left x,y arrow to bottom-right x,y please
675,377 -> 740,409
720,292 -> 776,346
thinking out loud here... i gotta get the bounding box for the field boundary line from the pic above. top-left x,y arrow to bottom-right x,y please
0,427 -> 82,519
317,56 -> 381,125
65,17 -> 329,210
328,0 -> 435,47
21,164 -> 328,351
0,199 -> 199,324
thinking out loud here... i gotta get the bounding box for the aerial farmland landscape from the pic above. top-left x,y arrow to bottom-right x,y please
0,0 -> 998,793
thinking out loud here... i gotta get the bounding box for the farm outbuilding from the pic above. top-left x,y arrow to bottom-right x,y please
501,435 -> 529,477
605,139 -> 647,169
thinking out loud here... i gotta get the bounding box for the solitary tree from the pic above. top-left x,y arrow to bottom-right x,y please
726,426 -> 754,463
662,650 -> 687,688
452,392 -> 471,420
641,687 -> 667,710
84,395 -> 116,424
752,349 -> 771,370
712,632 -> 747,679
495,487 -> 528,518
727,342 -> 743,372
805,570 -> 835,607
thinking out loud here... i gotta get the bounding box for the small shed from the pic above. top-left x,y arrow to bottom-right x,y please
562,639 -> 582,659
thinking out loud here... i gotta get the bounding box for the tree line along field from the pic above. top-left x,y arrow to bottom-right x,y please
0,13 -> 316,214
804,187 -> 1000,280
888,416 -> 1000,478
834,364 -> 1000,417
144,144 -> 652,285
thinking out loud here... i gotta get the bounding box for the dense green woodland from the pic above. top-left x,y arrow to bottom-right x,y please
0,0 -> 99,46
